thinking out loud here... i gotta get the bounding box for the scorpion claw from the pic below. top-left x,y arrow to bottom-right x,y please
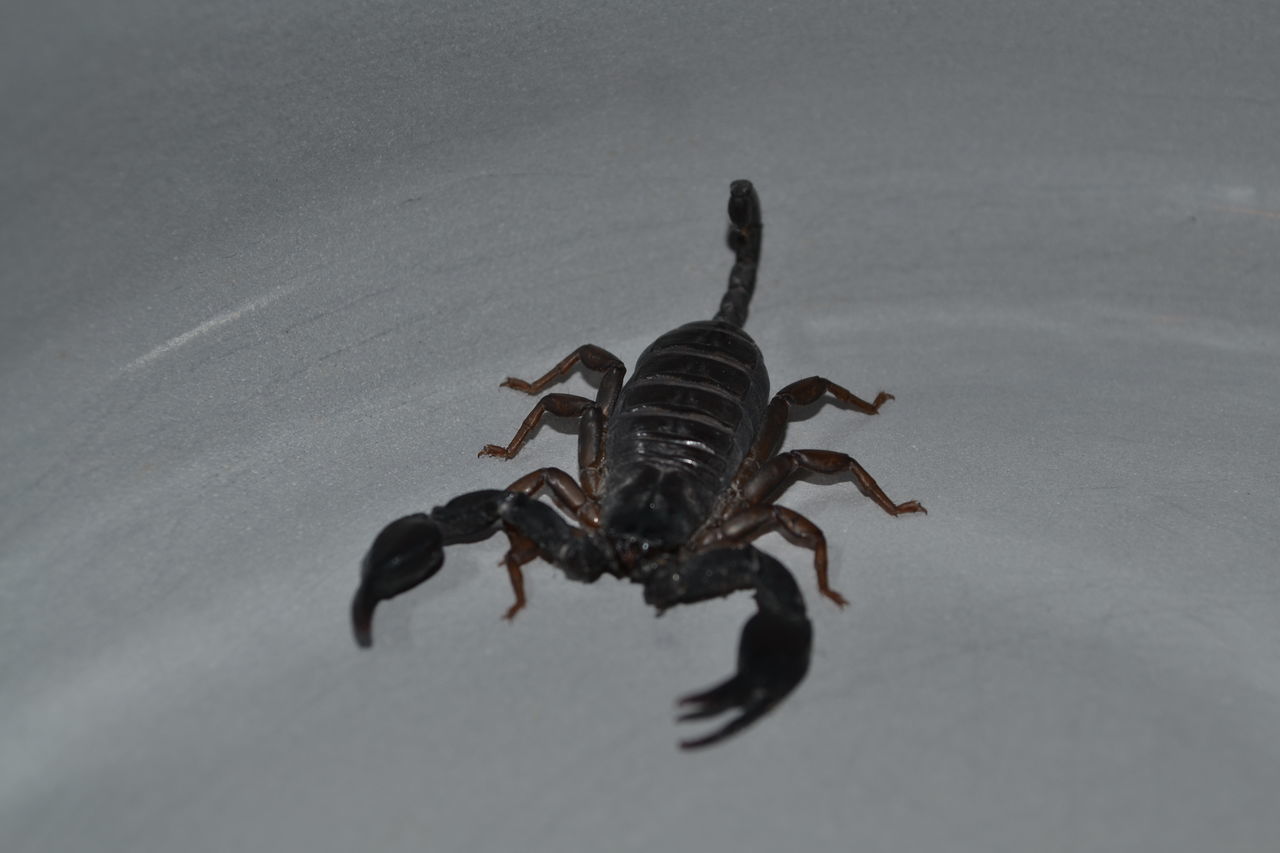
678,678 -> 754,721
676,609 -> 812,749
351,586 -> 377,649
351,514 -> 445,648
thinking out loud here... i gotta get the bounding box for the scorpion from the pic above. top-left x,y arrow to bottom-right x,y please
351,180 -> 926,749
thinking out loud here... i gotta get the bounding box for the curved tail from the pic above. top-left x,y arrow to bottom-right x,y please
713,179 -> 763,327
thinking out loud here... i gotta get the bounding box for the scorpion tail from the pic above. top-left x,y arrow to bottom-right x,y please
714,179 -> 762,328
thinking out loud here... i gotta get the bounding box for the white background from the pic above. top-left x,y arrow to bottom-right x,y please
4,2 -> 1279,851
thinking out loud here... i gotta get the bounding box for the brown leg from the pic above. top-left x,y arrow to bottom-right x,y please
497,467 -> 603,619
741,449 -> 927,517
498,530 -> 538,620
575,406 -> 607,501
479,393 -> 594,459
483,345 -> 625,479
484,405 -> 607,503
505,467 -> 600,528
695,504 -> 847,607
499,344 -> 626,416
733,377 -> 895,487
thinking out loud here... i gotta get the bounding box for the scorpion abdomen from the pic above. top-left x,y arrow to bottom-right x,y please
605,319 -> 770,501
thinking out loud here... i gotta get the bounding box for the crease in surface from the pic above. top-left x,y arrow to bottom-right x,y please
123,285 -> 300,373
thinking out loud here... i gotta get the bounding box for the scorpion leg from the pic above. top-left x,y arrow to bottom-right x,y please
482,345 -> 624,475
352,490 -> 604,646
481,345 -> 624,481
644,546 -> 812,750
479,393 -> 595,459
480,400 -> 611,501
497,529 -> 538,620
733,377 -> 895,487
695,504 -> 847,607
497,344 -> 625,405
741,449 -> 927,516
497,467 -> 600,619
505,467 -> 600,527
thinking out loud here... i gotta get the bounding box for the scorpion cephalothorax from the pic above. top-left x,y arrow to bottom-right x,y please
351,180 -> 926,749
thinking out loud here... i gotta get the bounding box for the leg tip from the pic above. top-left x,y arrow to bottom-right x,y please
500,377 -> 533,393
822,589 -> 850,608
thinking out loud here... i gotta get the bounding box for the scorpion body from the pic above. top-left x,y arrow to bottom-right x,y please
352,180 -> 925,748
602,319 -> 769,564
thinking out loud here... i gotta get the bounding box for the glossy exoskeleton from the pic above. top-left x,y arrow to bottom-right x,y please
351,180 -> 926,749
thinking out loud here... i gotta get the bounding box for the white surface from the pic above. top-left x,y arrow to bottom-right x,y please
4,2 -> 1280,851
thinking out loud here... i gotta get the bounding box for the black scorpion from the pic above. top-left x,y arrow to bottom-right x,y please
351,180 -> 926,748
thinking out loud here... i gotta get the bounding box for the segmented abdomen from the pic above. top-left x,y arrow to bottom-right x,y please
606,320 -> 770,497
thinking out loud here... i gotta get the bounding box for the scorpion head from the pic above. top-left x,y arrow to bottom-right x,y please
601,468 -> 705,572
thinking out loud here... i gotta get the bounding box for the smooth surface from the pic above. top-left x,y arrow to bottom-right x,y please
4,2 -> 1280,851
